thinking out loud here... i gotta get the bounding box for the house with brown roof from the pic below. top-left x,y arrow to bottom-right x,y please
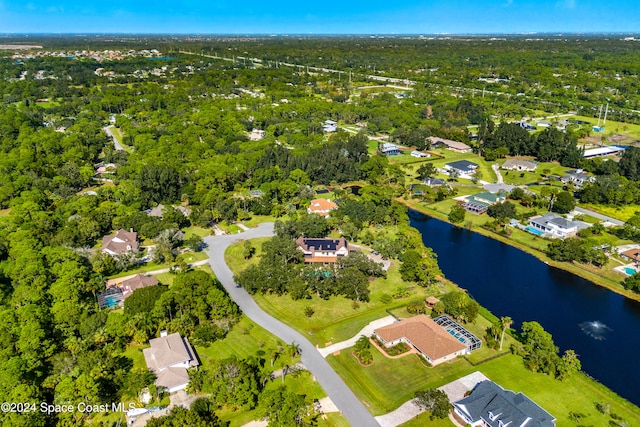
373,315 -> 467,366
428,136 -> 473,153
119,274 -> 159,299
307,198 -> 338,217
101,229 -> 139,256
296,237 -> 349,264
620,248 -> 640,263
143,332 -> 199,393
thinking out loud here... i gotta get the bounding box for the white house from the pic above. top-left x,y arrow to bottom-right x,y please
410,150 -> 430,158
249,129 -> 266,141
501,159 -> 538,172
528,213 -> 578,238
322,120 -> 337,132
379,143 -> 401,156
143,332 -> 199,393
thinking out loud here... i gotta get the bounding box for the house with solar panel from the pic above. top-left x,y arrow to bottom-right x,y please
295,237 -> 349,264
452,380 -> 556,427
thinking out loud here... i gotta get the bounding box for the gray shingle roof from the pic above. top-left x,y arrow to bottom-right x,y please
446,160 -> 478,172
453,380 -> 555,427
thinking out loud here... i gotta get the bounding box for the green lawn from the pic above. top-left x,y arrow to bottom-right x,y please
242,214 -> 279,227
327,348 -> 477,415
183,225 -> 213,238
328,347 -> 640,425
226,236 -> 434,346
196,315 -> 286,363
479,355 -> 640,427
403,413 -> 454,426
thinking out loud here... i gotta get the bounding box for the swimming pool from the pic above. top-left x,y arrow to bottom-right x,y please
525,226 -> 545,236
624,267 -> 637,276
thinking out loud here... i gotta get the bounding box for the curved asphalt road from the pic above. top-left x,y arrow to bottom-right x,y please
204,223 -> 380,427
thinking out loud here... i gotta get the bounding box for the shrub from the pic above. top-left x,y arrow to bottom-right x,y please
407,302 -> 426,314
303,306 -> 315,318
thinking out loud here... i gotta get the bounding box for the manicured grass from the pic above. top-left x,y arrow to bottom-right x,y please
183,225 -> 213,238
219,222 -> 242,234
196,315 -> 286,364
403,413 -> 454,426
122,343 -> 147,371
110,126 -> 124,142
479,354 -> 640,427
224,237 -> 268,273
388,153 -> 433,165
242,214 -> 279,227
225,236 -> 438,346
329,345 -> 640,425
327,348 -> 477,415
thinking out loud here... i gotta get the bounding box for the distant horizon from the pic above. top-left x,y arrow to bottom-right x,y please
1,1 -> 639,35
2,31 -> 640,37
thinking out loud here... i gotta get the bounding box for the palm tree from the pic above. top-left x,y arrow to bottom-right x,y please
500,316 -> 513,351
288,342 -> 301,358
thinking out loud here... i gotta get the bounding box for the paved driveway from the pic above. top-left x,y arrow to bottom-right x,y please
203,223 -> 380,427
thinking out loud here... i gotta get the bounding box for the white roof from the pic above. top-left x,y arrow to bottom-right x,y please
583,146 -> 626,157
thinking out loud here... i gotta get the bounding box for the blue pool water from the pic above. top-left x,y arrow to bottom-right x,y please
104,296 -> 119,308
624,267 -> 637,276
525,225 -> 545,236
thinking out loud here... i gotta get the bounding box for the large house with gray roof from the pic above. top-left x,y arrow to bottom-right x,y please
561,169 -> 595,188
143,332 -> 199,393
452,380 -> 556,427
528,213 -> 578,238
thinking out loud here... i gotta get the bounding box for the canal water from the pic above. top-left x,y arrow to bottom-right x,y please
409,210 -> 640,407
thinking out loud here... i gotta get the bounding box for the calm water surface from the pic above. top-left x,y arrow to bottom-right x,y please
409,210 -> 640,407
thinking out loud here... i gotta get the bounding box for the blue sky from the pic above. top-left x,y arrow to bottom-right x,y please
1,0 -> 639,34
